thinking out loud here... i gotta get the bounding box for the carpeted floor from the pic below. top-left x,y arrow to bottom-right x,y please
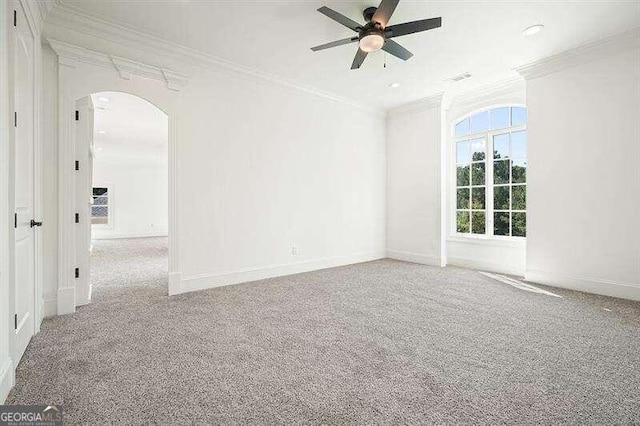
7,238 -> 640,424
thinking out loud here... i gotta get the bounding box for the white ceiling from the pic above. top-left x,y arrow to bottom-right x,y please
91,91 -> 167,161
64,0 -> 640,109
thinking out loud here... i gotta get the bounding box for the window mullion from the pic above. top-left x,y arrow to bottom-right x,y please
486,133 -> 495,237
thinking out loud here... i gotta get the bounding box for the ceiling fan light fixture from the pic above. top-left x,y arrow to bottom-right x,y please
359,33 -> 385,52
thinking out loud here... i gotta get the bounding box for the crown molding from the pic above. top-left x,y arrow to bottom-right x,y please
44,1 -> 384,116
446,76 -> 525,110
443,77 -> 525,123
386,92 -> 444,119
47,39 -> 189,92
22,0 -> 55,33
516,27 -> 640,80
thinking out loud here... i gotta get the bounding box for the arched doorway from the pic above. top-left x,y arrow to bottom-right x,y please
73,91 -> 169,304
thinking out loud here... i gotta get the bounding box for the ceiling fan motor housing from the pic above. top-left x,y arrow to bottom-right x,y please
363,6 -> 378,22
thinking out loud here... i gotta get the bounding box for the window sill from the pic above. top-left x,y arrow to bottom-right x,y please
447,234 -> 526,248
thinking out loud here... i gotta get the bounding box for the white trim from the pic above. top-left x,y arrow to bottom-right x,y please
168,272 -> 181,296
167,115 -> 178,277
175,251 -> 386,296
0,358 -> 15,404
24,0 -> 54,31
0,0 -> 14,398
526,270 -> 640,302
447,235 -> 525,248
43,297 -> 57,318
28,0 -> 45,334
448,256 -> 524,277
387,92 -> 443,118
56,56 -> 76,316
44,3 -> 384,116
386,250 -> 441,267
515,27 -> 640,81
47,39 -> 189,92
446,77 -> 525,116
91,232 -> 168,240
56,286 -> 75,315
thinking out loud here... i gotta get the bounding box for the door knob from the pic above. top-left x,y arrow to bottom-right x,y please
30,219 -> 42,228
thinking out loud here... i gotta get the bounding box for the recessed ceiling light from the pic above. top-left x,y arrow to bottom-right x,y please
98,97 -> 110,102
389,82 -> 400,89
523,24 -> 544,36
98,130 -> 107,135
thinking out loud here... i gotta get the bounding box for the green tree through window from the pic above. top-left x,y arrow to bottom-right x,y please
454,107 -> 527,238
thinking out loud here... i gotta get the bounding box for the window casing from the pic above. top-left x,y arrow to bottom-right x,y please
453,106 -> 527,238
91,187 -> 110,225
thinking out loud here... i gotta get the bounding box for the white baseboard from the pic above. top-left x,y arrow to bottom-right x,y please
57,287 -> 76,315
91,232 -> 168,240
175,250 -> 386,295
0,358 -> 14,404
168,272 -> 182,296
447,256 -> 525,277
43,298 -> 57,318
526,269 -> 640,301
386,249 -> 442,267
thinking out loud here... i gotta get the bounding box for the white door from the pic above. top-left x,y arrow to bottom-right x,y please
13,1 -> 36,362
75,97 -> 94,305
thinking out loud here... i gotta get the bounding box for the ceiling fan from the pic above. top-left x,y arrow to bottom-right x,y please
311,0 -> 442,69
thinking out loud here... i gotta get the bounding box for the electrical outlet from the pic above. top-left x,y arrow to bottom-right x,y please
291,245 -> 299,256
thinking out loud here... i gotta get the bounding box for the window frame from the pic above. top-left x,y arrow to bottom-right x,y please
450,104 -> 527,241
91,185 -> 113,228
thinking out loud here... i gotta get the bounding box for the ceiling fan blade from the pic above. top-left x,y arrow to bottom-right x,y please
317,6 -> 362,32
351,48 -> 368,69
372,0 -> 399,28
385,17 -> 442,38
382,39 -> 413,61
311,37 -> 359,52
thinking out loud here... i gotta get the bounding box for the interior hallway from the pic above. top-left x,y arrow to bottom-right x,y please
5,244 -> 640,423
90,237 -> 168,297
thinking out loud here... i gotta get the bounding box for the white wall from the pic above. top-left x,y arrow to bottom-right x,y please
525,47 -> 640,300
40,36 -> 386,305
386,96 -> 443,266
92,159 -> 168,239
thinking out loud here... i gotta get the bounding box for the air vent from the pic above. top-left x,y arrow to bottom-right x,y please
445,72 -> 472,83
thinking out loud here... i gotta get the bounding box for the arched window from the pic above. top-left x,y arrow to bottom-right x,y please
453,106 -> 527,238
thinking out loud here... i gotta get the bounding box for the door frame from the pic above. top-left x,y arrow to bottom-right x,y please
1,0 -> 43,388
48,41 -> 183,313
58,94 -> 177,313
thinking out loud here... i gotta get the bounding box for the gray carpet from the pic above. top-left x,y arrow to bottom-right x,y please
7,238 -> 640,424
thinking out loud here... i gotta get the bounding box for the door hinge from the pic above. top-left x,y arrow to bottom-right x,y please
14,111 -> 17,127
14,213 -> 17,228
13,10 -> 17,27
75,267 -> 80,279
75,213 -> 79,223
75,110 -> 79,121
75,160 -> 79,171
14,314 -> 17,330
